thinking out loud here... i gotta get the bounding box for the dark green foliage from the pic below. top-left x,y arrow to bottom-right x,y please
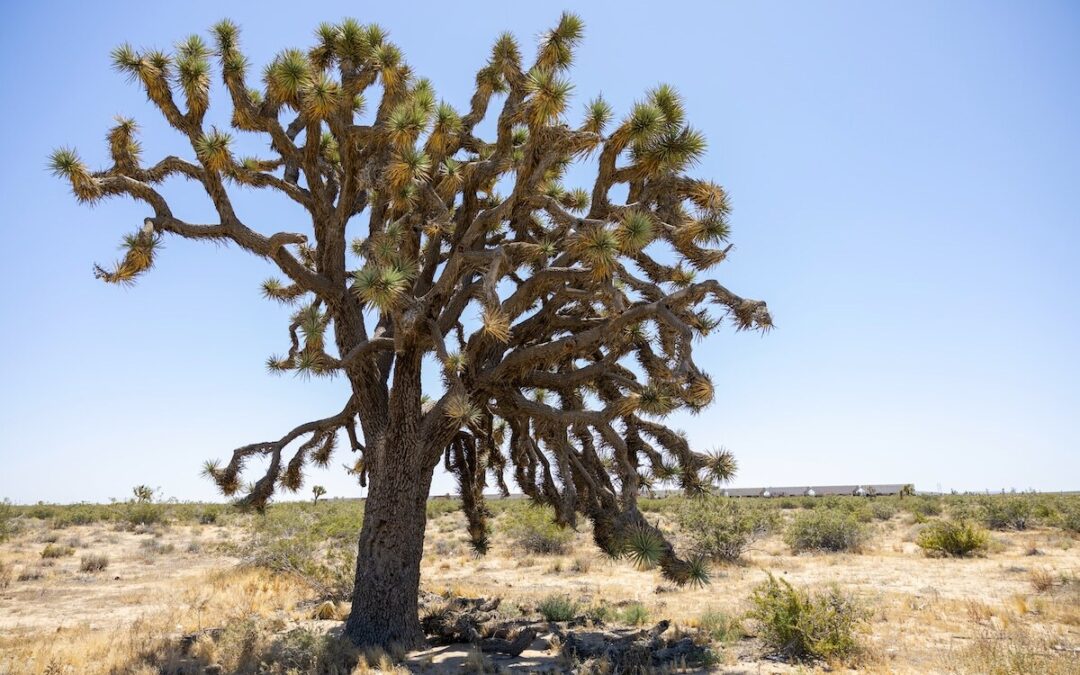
784,510 -> 868,553
749,574 -> 867,662
916,520 -> 990,557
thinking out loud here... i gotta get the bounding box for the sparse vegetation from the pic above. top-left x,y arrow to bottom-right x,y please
0,492 -> 1078,672
749,574 -> 867,662
79,553 -> 109,572
916,519 -> 991,557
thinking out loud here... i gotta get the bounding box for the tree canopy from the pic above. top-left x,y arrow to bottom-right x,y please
51,13 -> 771,637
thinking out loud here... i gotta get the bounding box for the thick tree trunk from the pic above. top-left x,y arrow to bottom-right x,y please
343,439 -> 434,648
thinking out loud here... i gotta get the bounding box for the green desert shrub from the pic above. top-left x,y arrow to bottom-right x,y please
49,504 -> 109,528
1057,502 -> 1080,534
501,505 -> 574,555
123,502 -> 165,528
916,520 -> 990,557
749,575 -> 867,662
619,602 -> 651,626
239,503 -> 361,601
676,497 -> 777,562
980,496 -> 1034,531
869,500 -> 897,521
537,594 -> 579,622
425,498 -> 462,518
784,510 -> 868,553
80,553 -> 109,572
0,499 -> 17,542
904,496 -> 943,518
697,609 -> 743,644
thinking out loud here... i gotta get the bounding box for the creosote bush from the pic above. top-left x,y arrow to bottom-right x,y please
749,574 -> 867,662
238,501 -> 363,601
501,504 -> 574,555
675,497 -> 776,562
784,510 -> 868,554
916,519 -> 990,557
980,496 -> 1034,531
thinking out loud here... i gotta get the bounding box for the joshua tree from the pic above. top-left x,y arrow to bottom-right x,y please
50,14 -> 770,648
132,485 -> 156,504
312,484 -> 327,505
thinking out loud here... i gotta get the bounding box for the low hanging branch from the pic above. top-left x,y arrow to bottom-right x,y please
52,12 -> 770,615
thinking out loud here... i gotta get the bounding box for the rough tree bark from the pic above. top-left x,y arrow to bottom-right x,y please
51,14 -> 772,650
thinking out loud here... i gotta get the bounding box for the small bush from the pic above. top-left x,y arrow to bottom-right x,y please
123,502 -> 165,528
583,602 -> 613,625
571,556 -> 592,573
426,498 -> 462,518
537,594 -> 579,622
869,501 -> 897,521
17,566 -> 45,581
80,553 -> 110,572
784,510 -> 868,553
1058,503 -> 1080,534
905,496 -> 943,517
749,574 -> 867,662
1029,567 -> 1056,593
619,602 -> 650,626
0,561 -> 11,589
697,609 -> 742,644
916,520 -> 989,557
502,505 -> 574,555
41,543 -> 75,558
676,498 -> 777,562
0,499 -> 18,542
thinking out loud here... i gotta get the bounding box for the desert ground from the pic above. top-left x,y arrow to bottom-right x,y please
0,494 -> 1077,674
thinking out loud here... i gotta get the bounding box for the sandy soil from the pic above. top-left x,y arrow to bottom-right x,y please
1,514 -> 1077,673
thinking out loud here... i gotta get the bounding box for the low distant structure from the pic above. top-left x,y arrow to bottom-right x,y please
718,484 -> 911,498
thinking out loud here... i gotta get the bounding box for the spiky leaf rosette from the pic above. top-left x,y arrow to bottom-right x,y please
51,15 -> 771,588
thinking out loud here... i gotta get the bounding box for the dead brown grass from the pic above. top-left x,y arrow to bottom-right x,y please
0,508 -> 1076,674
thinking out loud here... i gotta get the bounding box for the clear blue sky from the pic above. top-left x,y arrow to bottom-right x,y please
1,1 -> 1077,503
